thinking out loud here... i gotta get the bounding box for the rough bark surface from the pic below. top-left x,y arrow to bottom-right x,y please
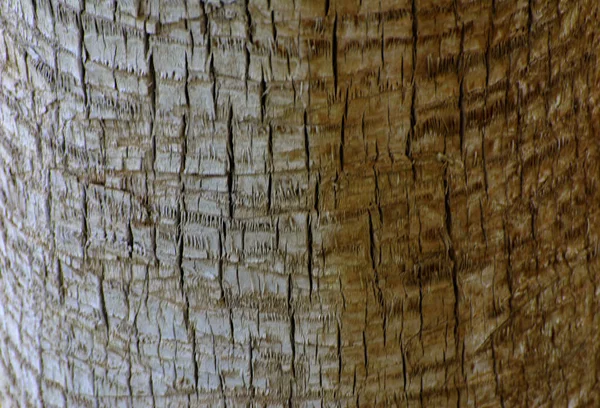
1,0 -> 600,406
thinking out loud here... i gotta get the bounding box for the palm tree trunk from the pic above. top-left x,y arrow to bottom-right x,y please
1,0 -> 600,406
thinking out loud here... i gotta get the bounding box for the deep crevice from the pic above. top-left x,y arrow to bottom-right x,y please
249,337 -> 255,399
307,215 -> 313,301
337,321 -> 342,383
303,109 -> 310,172
226,105 -> 235,218
287,274 -> 296,377
99,274 -> 109,335
407,0 -> 419,180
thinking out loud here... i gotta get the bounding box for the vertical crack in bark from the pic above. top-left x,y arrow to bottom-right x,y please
57,259 -> 65,305
382,312 -> 387,347
181,110 -> 189,174
352,366 -> 357,396
407,0 -> 418,178
401,338 -> 408,401
140,266 -> 150,355
202,3 -> 217,119
149,370 -> 156,408
148,53 -> 157,174
77,5 -> 88,117
228,302 -> 235,346
314,172 -> 320,212
368,211 -> 383,310
270,9 -> 277,42
318,360 -> 324,390
260,70 -> 267,124
443,130 -> 461,406
191,326 -> 198,395
126,219 -> 133,259
373,168 -> 383,232
219,373 -> 228,408
183,56 -> 190,109
127,345 -> 134,407
177,110 -> 189,331
307,214 -> 313,301
267,174 -> 273,214
479,198 -> 488,248
82,185 -> 89,261
303,109 -> 310,172
227,105 -> 235,219
248,336 -> 255,400
267,118 -> 273,212
337,320 -> 342,383
484,5 -> 494,90
451,24 -> 467,398
177,203 -> 189,332
218,231 -> 225,301
99,273 -> 109,335
209,57 -> 218,120
245,0 -> 253,95
502,216 -> 514,314
386,101 -> 394,163
530,198 -> 538,243
287,274 -> 296,404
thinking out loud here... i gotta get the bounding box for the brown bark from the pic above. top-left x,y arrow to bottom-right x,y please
1,0 -> 600,406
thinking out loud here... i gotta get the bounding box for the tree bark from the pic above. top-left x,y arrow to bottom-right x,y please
1,0 -> 600,406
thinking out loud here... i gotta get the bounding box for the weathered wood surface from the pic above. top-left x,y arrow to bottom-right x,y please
1,0 -> 600,406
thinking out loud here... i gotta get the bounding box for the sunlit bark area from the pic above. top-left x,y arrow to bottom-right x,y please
1,0 -> 600,406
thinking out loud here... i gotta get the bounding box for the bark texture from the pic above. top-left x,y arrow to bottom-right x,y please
1,0 -> 600,406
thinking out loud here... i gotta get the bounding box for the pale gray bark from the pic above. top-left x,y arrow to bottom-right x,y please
1,0 -> 600,407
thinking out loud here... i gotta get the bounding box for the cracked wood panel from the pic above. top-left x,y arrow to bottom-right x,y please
1,0 -> 600,406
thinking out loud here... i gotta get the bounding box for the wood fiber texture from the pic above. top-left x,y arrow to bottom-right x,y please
1,0 -> 600,406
